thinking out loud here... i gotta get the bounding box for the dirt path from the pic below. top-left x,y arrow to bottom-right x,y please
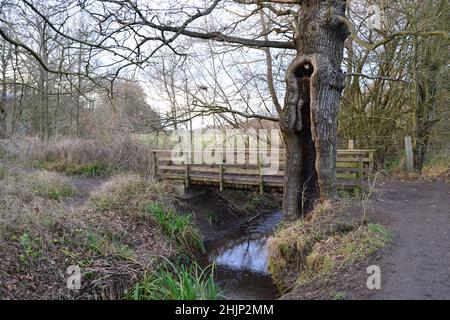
372,180 -> 450,300
12,166 -> 109,204
68,175 -> 109,204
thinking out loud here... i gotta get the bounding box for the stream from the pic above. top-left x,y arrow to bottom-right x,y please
200,210 -> 283,300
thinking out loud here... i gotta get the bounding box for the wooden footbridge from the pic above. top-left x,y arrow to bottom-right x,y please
151,149 -> 374,194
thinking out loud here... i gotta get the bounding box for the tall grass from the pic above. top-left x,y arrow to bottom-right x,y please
146,203 -> 205,255
2,136 -> 157,177
65,161 -> 110,177
421,154 -> 449,181
129,260 -> 223,300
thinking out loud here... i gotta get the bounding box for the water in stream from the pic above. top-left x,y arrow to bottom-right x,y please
201,210 -> 283,300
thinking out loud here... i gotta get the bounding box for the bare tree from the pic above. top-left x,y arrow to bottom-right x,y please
0,0 -> 447,218
339,0 -> 449,171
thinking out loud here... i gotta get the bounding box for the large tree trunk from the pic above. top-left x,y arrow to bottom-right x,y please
280,0 -> 349,219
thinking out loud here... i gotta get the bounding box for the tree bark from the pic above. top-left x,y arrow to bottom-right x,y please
0,41 -> 9,138
280,0 -> 348,219
0,100 -> 6,138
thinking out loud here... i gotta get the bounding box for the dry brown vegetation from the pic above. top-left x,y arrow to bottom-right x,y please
420,155 -> 450,182
1,137 -> 157,177
381,153 -> 450,183
0,136 -> 219,300
0,160 -> 185,299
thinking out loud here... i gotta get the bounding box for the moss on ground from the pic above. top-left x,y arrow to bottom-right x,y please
268,202 -> 391,294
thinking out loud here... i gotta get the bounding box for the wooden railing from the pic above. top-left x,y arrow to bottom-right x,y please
151,149 -> 374,194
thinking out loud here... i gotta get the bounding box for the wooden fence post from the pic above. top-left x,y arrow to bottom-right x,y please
258,153 -> 264,195
358,153 -> 364,194
151,151 -> 158,179
405,136 -> 414,173
185,152 -> 190,189
219,164 -> 224,191
219,151 -> 224,192
348,140 -> 355,151
369,150 -> 374,174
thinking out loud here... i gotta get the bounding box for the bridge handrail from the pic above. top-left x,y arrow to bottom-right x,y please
150,149 -> 375,154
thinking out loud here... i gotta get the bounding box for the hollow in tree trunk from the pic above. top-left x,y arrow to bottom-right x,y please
280,0 -> 349,219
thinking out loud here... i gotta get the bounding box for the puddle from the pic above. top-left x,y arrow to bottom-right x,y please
201,210 -> 282,300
